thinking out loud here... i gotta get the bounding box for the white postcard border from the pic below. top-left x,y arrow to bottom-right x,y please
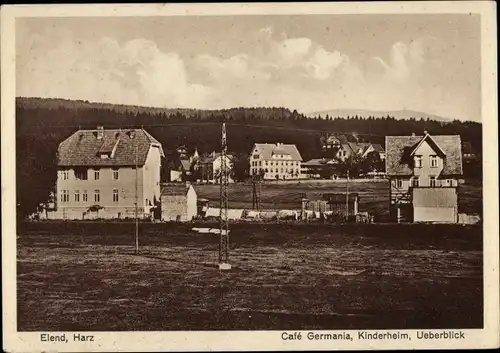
2,2 -> 498,352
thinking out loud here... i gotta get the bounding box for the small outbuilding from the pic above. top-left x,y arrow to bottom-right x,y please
161,183 -> 197,222
302,193 -> 359,218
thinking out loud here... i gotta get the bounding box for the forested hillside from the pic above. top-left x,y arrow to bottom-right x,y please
16,97 -> 482,218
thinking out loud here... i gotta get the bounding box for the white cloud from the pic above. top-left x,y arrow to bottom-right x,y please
17,36 -> 213,108
18,26 -> 463,119
305,46 -> 346,80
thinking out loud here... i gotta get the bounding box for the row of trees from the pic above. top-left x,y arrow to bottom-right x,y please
15,97 -> 482,218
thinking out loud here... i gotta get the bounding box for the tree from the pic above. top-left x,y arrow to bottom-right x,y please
339,155 -> 363,178
360,151 -> 384,174
230,153 -> 250,182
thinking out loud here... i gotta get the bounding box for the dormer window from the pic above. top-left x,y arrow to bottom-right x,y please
430,155 -> 438,168
414,155 -> 423,168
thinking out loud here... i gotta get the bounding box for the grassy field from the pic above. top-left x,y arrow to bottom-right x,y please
18,222 -> 482,331
193,180 -> 482,216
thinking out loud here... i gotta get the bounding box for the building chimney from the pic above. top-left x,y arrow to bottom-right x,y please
423,130 -> 428,135
411,133 -> 416,137
97,126 -> 104,139
128,130 -> 135,139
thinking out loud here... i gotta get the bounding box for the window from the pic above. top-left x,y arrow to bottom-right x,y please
430,155 -> 438,168
61,190 -> 69,202
113,189 -> 119,203
74,190 -> 80,202
414,155 -> 423,168
446,179 -> 452,187
83,190 -> 88,202
429,176 -> 436,187
94,190 -> 100,203
259,161 -> 262,166
396,179 -> 403,188
74,168 -> 87,180
412,177 -> 420,187
265,161 -> 268,166
62,170 -> 69,180
113,169 -> 119,180
253,154 -> 259,159
94,170 -> 100,180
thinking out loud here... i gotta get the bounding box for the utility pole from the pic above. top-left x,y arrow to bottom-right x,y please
219,122 -> 230,270
252,174 -> 261,210
346,168 -> 350,220
135,138 -> 139,254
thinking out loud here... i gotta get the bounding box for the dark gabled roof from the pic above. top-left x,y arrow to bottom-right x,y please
199,153 -> 235,164
254,143 -> 302,161
302,158 -> 338,167
180,159 -> 192,171
58,128 -> 164,167
385,135 -> 462,176
302,192 -> 359,203
323,193 -> 359,203
161,184 -> 193,197
410,134 -> 446,157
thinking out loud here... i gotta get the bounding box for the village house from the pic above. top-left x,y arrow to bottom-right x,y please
301,158 -> 340,179
249,143 -> 302,180
160,183 -> 197,222
168,146 -> 199,182
321,134 -> 385,163
52,126 -> 164,220
196,151 -> 234,184
386,132 -> 463,223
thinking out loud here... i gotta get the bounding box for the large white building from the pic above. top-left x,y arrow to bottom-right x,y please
249,143 -> 302,180
51,127 -> 164,219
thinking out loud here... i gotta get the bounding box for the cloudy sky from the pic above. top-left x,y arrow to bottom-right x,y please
17,14 -> 481,121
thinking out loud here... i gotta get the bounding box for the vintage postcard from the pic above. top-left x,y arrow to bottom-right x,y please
2,1 -> 499,352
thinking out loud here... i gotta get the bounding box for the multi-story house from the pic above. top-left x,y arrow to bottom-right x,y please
53,126 -> 164,219
386,133 -> 463,223
197,151 -> 234,184
168,146 -> 199,182
249,143 -> 302,180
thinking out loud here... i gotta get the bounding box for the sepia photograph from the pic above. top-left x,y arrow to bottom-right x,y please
2,2 -> 498,352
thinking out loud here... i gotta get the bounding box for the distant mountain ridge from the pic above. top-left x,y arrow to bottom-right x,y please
18,97 -> 455,122
308,109 -> 454,122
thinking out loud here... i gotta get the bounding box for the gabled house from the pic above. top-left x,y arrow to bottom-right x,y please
301,158 -> 340,179
359,143 -> 385,160
169,146 -> 199,182
386,133 -> 463,223
53,126 -> 164,220
197,151 -> 234,184
250,143 -> 302,180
